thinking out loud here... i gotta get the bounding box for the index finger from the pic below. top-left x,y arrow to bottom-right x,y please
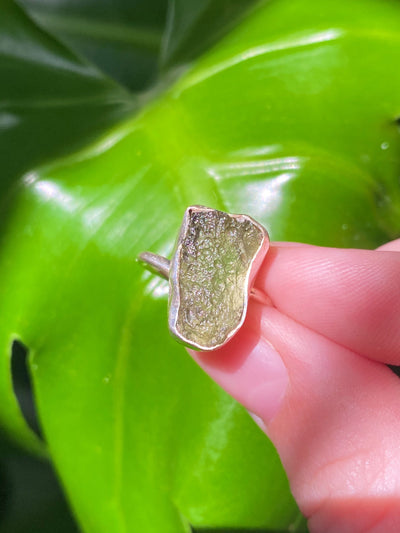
255,242 -> 400,364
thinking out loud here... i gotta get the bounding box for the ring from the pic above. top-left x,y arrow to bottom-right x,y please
138,206 -> 270,351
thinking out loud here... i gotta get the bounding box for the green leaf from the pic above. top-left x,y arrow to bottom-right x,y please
0,0 -> 133,187
161,0 -> 259,68
18,0 -> 169,91
0,0 -> 134,454
1,0 -> 400,532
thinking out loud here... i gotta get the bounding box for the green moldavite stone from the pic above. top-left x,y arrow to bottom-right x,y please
169,206 -> 267,350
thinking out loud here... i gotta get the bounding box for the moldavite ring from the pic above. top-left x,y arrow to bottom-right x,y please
139,206 -> 270,351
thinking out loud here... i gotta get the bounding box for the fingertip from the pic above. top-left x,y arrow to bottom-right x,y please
187,319 -> 289,425
376,238 -> 400,251
255,244 -> 400,364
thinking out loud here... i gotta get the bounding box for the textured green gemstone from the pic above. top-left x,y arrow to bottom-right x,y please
169,206 -> 268,350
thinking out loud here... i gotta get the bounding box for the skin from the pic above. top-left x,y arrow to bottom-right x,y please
188,238 -> 400,533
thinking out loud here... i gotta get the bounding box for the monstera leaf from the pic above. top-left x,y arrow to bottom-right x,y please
18,0 -> 168,91
1,0 -> 400,532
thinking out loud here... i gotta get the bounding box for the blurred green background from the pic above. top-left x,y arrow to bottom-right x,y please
0,0 -> 399,531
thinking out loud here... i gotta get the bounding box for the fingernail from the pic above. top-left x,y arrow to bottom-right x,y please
244,337 -> 288,425
247,411 -> 268,433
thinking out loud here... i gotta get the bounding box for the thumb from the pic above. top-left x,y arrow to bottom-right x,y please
188,303 -> 400,533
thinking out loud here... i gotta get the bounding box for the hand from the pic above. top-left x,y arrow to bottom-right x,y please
188,239 -> 400,533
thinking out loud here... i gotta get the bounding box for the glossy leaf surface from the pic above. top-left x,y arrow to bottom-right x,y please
18,0 -> 169,91
161,0 -> 259,68
0,0 -> 133,187
0,0 -> 133,454
1,0 -> 400,532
